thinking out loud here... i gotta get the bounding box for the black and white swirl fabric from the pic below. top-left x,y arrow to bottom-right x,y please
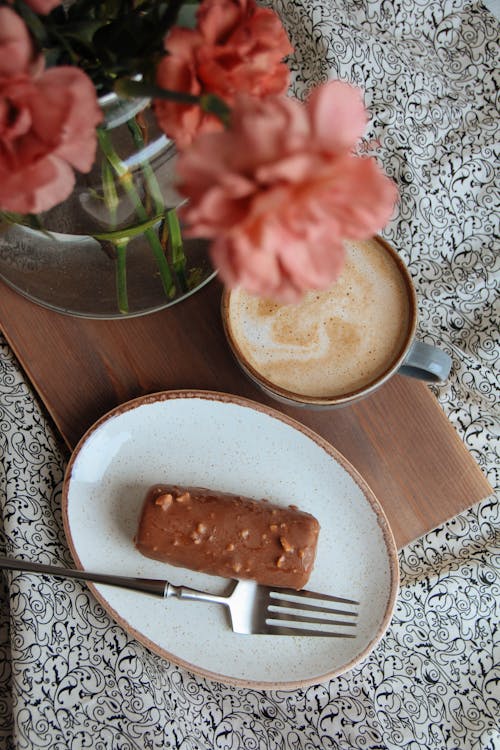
1,1 -> 499,748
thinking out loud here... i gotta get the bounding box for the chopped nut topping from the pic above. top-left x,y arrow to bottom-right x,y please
288,504 -> 298,511
276,555 -> 286,568
155,493 -> 173,509
176,491 -> 191,503
239,529 -> 249,540
196,523 -> 207,534
226,543 -> 235,552
190,532 -> 202,544
298,548 -> 305,559
280,537 -> 294,553
173,539 -> 180,546
269,524 -> 278,532
261,533 -> 268,541
271,509 -> 278,516
233,562 -> 242,573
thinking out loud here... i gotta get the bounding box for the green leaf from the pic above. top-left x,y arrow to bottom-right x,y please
53,21 -> 104,46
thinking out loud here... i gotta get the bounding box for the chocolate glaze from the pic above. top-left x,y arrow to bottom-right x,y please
135,484 -> 320,589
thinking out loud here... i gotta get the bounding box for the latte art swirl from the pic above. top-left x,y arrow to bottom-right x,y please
227,239 -> 412,399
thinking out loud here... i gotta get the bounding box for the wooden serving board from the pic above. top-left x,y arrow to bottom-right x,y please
0,277 -> 493,549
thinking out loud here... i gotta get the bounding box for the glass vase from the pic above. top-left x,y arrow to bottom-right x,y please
0,94 -> 216,319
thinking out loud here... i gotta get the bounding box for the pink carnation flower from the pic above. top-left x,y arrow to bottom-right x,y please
0,8 -> 102,215
155,0 -> 292,148
177,81 -> 399,302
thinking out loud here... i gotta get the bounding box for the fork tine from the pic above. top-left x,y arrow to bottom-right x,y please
264,624 -> 357,638
262,585 -> 359,638
268,611 -> 356,627
269,588 -> 359,606
269,597 -> 358,617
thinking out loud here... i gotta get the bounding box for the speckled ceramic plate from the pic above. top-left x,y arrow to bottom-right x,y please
62,390 -> 398,690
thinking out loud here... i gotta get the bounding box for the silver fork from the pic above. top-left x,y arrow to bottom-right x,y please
0,556 -> 359,637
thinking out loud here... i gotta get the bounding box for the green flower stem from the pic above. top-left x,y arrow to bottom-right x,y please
127,117 -> 164,216
101,159 -> 119,225
93,214 -> 163,242
97,128 -> 175,299
199,93 -> 231,127
166,208 -> 188,291
115,78 -> 200,105
115,238 -> 129,314
145,225 -> 176,299
0,210 -> 51,237
114,79 -> 231,126
98,127 -> 130,179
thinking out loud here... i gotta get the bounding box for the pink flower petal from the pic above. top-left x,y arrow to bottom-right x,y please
308,80 -> 368,153
0,59 -> 102,214
178,82 -> 398,302
164,27 -> 204,59
229,95 -> 310,164
197,0 -> 249,44
156,0 -> 292,147
0,8 -> 33,77
29,67 -> 102,172
318,156 -> 399,237
0,155 -> 74,214
0,83 -> 33,143
255,153 -> 317,184
155,54 -> 214,149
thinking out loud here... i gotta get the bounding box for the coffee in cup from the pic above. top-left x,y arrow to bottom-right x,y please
221,236 -> 451,407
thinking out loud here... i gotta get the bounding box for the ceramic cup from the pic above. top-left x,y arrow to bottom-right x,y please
221,236 -> 452,408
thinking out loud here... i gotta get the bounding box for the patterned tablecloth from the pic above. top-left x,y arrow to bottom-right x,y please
1,1 -> 499,748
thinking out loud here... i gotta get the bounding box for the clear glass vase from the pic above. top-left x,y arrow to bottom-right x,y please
0,94 -> 216,319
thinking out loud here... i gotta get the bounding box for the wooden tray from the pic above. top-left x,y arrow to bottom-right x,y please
0,277 -> 492,549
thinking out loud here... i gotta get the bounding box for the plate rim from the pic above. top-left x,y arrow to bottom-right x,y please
62,389 -> 399,690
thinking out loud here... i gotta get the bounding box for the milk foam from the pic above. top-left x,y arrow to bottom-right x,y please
228,239 -> 411,398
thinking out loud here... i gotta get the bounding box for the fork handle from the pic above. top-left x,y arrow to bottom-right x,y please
0,555 -> 234,607
0,556 -> 168,597
164,581 -> 232,606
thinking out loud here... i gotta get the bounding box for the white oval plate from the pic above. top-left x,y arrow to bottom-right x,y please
63,390 -> 398,690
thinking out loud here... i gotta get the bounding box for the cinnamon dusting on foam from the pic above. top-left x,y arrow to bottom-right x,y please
228,239 -> 411,398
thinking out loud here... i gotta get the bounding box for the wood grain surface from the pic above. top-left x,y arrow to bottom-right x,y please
0,277 -> 493,549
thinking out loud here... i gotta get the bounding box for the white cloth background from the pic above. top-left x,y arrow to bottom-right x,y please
1,0 -> 499,748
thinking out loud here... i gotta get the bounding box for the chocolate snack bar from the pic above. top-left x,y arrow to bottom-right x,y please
135,484 -> 320,589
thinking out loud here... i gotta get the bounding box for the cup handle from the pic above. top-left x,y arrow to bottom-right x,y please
399,340 -> 452,383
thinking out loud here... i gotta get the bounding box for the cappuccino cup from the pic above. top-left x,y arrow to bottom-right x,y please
221,236 -> 451,408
